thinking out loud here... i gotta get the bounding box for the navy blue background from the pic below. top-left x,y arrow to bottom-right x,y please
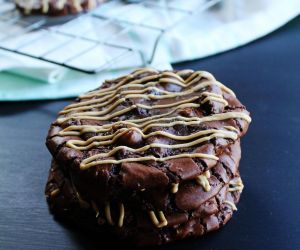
1,16 -> 300,250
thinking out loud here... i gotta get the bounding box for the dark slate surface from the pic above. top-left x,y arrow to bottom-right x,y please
1,16 -> 300,250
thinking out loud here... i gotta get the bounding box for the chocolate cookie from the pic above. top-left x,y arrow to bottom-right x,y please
15,0 -> 104,16
46,143 -> 243,246
45,68 -> 251,246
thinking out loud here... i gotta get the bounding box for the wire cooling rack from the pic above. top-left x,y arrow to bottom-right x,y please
0,0 -> 221,74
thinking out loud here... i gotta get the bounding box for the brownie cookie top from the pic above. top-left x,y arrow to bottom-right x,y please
47,68 -> 251,193
15,0 -> 104,16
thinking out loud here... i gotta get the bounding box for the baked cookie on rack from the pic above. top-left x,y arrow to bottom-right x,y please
45,68 -> 251,246
15,0 -> 104,16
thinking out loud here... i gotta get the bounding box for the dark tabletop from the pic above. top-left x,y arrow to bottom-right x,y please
1,16 -> 300,250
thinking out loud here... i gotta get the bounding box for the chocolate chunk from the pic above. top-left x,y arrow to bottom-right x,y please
167,158 -> 201,180
56,146 -> 83,165
47,126 -> 62,137
117,129 -> 143,147
146,136 -> 172,157
194,198 -> 219,217
144,188 -> 169,210
166,213 -> 189,227
178,107 -> 197,117
120,162 -> 169,189
217,165 -> 230,184
204,214 -> 219,232
218,154 -> 236,176
176,218 -> 205,239
46,135 -> 77,156
175,176 -> 222,211
202,85 -> 226,114
194,144 -> 217,169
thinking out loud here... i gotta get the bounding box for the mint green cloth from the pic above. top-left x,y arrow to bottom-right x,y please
0,70 -> 99,101
0,62 -> 173,101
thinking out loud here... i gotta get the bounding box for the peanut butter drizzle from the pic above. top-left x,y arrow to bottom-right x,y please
176,69 -> 194,76
171,183 -> 179,194
73,130 -> 237,169
54,68 -> 251,170
104,202 -> 125,227
205,170 -> 211,178
62,72 -> 229,113
58,114 -> 199,135
57,103 -> 201,124
67,128 -> 237,150
58,114 -> 244,137
61,87 -> 222,114
58,112 -> 250,138
59,96 -> 200,122
228,177 -> 244,192
75,130 -> 236,166
91,201 -> 100,218
81,153 -> 218,170
105,202 -> 114,225
223,125 -> 239,132
149,211 -> 168,228
57,105 -> 197,130
118,203 -> 125,227
50,188 -> 60,197
80,73 -> 160,99
196,170 -> 211,192
64,85 -> 175,111
201,96 -> 228,105
224,200 -> 238,211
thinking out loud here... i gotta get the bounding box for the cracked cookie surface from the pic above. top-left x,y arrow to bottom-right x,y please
45,68 -> 251,246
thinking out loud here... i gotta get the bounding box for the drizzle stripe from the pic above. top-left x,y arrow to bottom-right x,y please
66,128 -> 237,150
80,153 -> 218,170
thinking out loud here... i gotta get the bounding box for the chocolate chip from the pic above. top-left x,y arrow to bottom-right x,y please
120,162 -> 169,189
167,158 -> 201,181
117,129 -> 143,147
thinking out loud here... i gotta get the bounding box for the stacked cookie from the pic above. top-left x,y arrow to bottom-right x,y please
45,68 -> 251,246
15,0 -> 105,16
